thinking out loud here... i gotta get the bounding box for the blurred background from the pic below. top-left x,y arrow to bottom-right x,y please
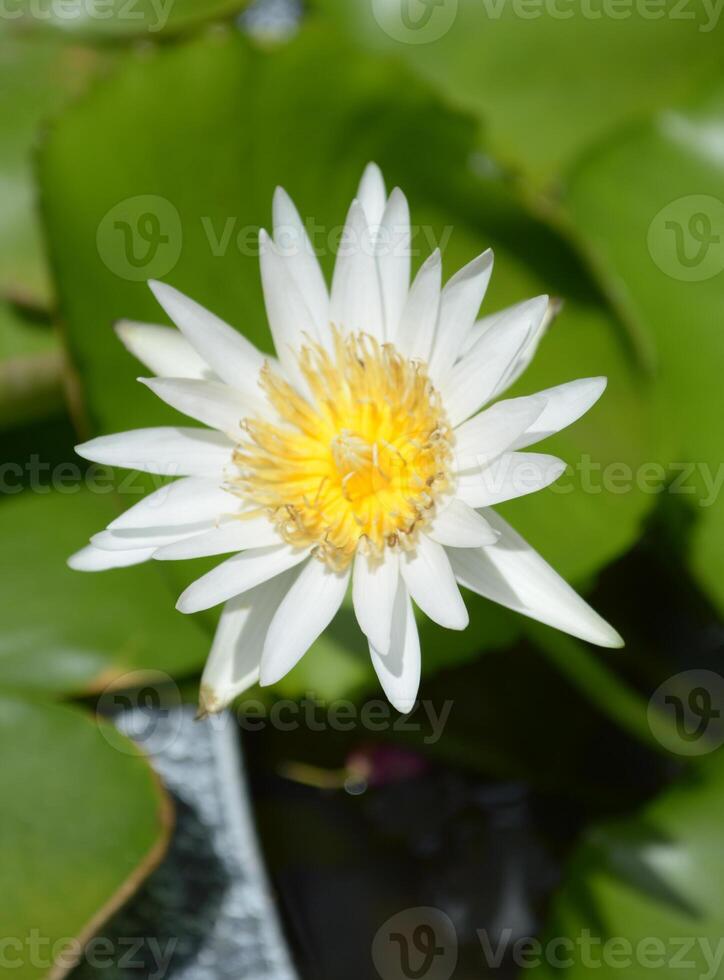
2,0 -> 724,977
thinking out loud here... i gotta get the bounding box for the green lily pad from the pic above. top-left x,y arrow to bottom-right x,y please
314,0 -> 724,189
0,695 -> 171,980
565,82 -> 724,612
0,488 -> 211,695
0,30 -> 106,308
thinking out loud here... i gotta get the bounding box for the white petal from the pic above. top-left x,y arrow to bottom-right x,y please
456,452 -> 566,508
449,510 -> 623,648
148,280 -> 266,390
109,476 -> 241,530
272,186 -> 329,335
199,568 -> 299,715
452,395 -> 545,468
400,535 -> 468,630
441,295 -> 548,425
369,580 -> 421,714
462,297 -> 562,395
259,560 -> 350,686
509,378 -> 607,449
75,427 -> 233,477
259,228 -> 321,379
176,545 -> 308,614
357,162 -> 387,227
67,544 -> 156,572
330,200 -> 384,341
395,249 -> 442,361
428,250 -> 494,385
139,377 -> 259,438
92,524 -> 212,552
427,499 -> 498,548
353,549 -> 399,654
377,188 -> 410,339
115,321 -> 213,379
154,518 -> 280,560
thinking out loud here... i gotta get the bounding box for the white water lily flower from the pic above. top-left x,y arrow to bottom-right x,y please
70,164 -> 622,715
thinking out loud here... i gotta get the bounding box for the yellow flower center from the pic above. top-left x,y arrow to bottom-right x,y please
232,331 -> 454,569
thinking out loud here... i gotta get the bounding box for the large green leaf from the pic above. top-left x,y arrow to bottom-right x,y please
0,30 -> 105,308
532,753 -> 724,979
37,26 -> 656,694
0,488 -> 211,695
0,696 -> 171,980
315,0 -> 724,189
10,0 -> 247,39
565,83 -> 724,612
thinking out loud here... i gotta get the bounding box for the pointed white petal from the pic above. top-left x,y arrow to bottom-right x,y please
453,396 -> 545,468
139,377 -> 258,438
449,510 -> 624,648
259,560 -> 350,686
272,186 -> 329,335
509,378 -> 607,449
109,476 -> 241,530
395,249 -> 442,361
497,297 -> 561,396
462,296 -> 561,395
115,321 -> 213,379
92,524 -> 212,552
377,188 -> 410,339
441,295 -> 548,425
427,499 -> 498,548
428,250 -> 494,384
357,162 -> 387,227
400,535 -> 468,630
456,452 -> 566,508
176,545 -> 308,614
199,568 -> 299,714
75,427 -> 233,477
330,200 -> 384,340
154,518 -> 280,560
369,580 -> 421,714
259,228 -> 321,380
148,280 -> 266,389
67,544 -> 156,572
353,549 -> 399,654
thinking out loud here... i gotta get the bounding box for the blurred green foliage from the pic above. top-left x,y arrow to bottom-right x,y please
1,0 -> 724,972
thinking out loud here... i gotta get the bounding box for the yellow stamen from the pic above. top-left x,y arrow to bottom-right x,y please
232,329 -> 454,569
